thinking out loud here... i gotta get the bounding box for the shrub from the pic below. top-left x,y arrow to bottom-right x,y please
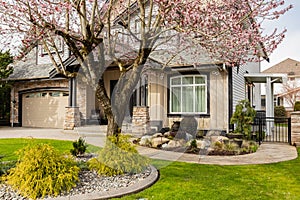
295,101 -> 300,111
230,100 -> 256,138
70,137 -> 88,156
5,144 -> 80,199
190,139 -> 197,149
88,134 -> 149,176
274,106 -> 286,118
213,141 -> 224,150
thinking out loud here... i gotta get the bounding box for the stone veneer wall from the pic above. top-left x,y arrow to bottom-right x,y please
64,107 -> 81,130
132,106 -> 150,137
291,112 -> 300,146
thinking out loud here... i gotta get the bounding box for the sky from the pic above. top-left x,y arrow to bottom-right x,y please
261,0 -> 300,71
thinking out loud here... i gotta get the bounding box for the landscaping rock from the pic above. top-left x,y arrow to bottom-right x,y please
206,130 -> 222,137
139,135 -> 153,146
196,139 -> 211,149
185,133 -> 194,141
163,131 -> 171,137
151,137 -> 170,148
167,139 -> 186,148
210,136 -> 229,144
153,133 -> 163,137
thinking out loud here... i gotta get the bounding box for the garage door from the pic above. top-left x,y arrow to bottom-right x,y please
22,91 -> 68,128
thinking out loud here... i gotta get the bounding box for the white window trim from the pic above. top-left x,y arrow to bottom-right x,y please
170,75 -> 207,114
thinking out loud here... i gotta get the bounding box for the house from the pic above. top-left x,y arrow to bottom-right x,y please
7,40 -> 263,134
261,58 -> 300,112
7,2 -> 264,134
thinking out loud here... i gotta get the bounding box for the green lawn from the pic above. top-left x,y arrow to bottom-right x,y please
120,148 -> 300,200
0,138 -> 100,161
1,139 -> 299,199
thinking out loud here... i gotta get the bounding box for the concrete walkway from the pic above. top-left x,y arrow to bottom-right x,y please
0,125 -> 298,165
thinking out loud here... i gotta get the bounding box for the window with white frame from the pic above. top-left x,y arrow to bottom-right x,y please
170,75 -> 207,114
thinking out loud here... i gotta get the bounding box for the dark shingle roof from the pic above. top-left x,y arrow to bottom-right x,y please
8,47 -> 53,80
262,58 -> 300,76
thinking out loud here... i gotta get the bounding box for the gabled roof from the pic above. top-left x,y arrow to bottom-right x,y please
262,58 -> 300,76
8,47 -> 53,80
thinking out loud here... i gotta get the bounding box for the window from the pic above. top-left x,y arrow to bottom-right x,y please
49,92 -> 61,97
170,75 -> 207,114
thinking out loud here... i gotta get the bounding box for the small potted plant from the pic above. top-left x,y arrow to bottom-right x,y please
229,100 -> 256,140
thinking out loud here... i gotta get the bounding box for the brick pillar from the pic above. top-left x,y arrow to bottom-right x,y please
132,106 -> 150,137
291,111 -> 300,146
64,107 -> 81,130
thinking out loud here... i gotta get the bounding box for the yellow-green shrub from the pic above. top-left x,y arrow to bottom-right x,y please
5,144 -> 80,199
88,134 -> 149,176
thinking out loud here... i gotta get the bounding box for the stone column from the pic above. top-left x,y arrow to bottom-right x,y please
64,107 -> 81,130
132,106 -> 150,137
291,111 -> 300,146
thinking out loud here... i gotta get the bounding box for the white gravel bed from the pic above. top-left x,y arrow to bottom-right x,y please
0,167 -> 151,200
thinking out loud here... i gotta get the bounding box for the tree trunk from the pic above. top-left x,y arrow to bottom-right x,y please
95,78 -> 120,136
111,66 -> 143,126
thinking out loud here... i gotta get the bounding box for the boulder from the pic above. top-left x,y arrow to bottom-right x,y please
153,132 -> 163,137
185,133 -> 193,141
163,131 -> 171,137
139,135 -> 153,146
167,139 -> 186,148
210,136 -> 229,144
196,139 -> 211,149
151,137 -> 170,148
206,130 -> 222,137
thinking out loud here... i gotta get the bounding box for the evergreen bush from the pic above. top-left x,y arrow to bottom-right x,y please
5,144 -> 80,199
230,100 -> 256,138
88,134 -> 149,176
294,101 -> 300,111
274,106 -> 286,118
70,137 -> 87,156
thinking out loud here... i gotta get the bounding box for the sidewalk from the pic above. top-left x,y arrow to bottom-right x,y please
0,125 -> 298,165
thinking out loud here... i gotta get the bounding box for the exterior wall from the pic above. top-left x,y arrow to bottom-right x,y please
11,79 -> 69,125
232,61 -> 261,111
77,83 -> 88,121
148,73 -> 168,127
232,66 -> 246,113
103,70 -> 121,97
147,69 -> 229,131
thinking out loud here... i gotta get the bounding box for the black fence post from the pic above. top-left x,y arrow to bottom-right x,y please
258,117 -> 262,145
288,117 -> 292,145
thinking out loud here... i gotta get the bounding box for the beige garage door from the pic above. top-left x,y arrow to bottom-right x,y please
22,91 -> 68,128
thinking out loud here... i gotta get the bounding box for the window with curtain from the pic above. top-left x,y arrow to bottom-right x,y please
170,75 -> 207,114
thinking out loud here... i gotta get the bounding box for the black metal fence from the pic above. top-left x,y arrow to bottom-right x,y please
252,117 -> 291,145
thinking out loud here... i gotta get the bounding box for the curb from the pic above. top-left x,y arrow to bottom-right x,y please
50,165 -> 159,200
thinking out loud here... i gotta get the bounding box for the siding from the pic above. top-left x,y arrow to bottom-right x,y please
232,61 -> 261,113
232,65 -> 246,113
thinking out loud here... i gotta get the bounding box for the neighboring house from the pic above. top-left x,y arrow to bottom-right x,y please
261,58 -> 300,111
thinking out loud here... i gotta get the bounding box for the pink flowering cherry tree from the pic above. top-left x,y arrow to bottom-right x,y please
0,0 -> 292,136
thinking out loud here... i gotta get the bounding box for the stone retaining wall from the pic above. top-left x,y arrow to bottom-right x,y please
291,111 -> 300,146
